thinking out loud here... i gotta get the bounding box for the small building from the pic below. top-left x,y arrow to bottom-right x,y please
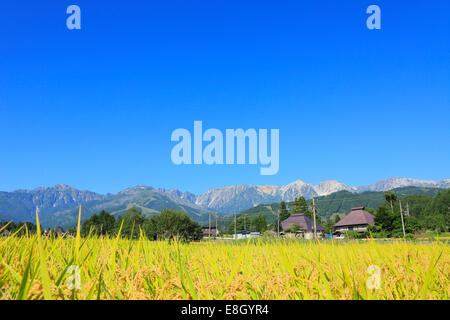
281,213 -> 325,239
332,206 -> 375,239
201,227 -> 218,238
1,229 -> 11,237
235,230 -> 260,239
55,227 -> 65,237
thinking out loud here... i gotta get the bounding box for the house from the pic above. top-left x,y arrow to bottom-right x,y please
234,230 -> 260,239
281,213 -> 325,239
201,227 -> 218,238
332,206 -> 375,239
1,229 -> 11,237
55,227 -> 65,237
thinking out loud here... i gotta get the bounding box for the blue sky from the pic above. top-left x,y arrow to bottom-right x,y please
0,0 -> 449,195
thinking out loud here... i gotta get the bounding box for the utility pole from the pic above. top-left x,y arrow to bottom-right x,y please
209,212 -> 211,240
277,207 -> 280,238
215,214 -> 218,239
234,212 -> 237,239
399,200 -> 406,237
406,202 -> 410,217
312,196 -> 317,239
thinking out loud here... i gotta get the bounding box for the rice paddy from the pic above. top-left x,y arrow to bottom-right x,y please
0,231 -> 448,300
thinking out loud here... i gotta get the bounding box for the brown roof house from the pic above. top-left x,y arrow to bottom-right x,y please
201,226 -> 218,238
333,206 -> 375,239
281,213 -> 325,239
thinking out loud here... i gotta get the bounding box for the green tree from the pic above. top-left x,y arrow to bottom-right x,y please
334,214 -> 341,224
374,202 -> 419,237
116,208 -> 145,238
384,190 -> 398,214
279,201 -> 290,222
81,213 -> 100,236
97,210 -> 116,235
374,204 -> 396,234
292,197 -> 308,213
251,214 -> 267,232
227,217 -> 246,234
323,218 -> 334,234
149,208 -> 202,240
424,189 -> 449,231
292,197 -> 313,219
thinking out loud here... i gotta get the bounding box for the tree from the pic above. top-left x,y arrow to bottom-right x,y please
424,189 -> 450,232
323,218 -> 334,234
81,213 -> 100,236
374,202 -> 419,237
116,208 -> 145,238
149,208 -> 202,240
97,210 -> 115,235
251,214 -> 267,232
227,217 -> 246,234
334,214 -> 341,224
374,204 -> 396,234
279,201 -> 290,222
0,221 -> 37,236
292,197 -> 313,219
384,190 -> 397,214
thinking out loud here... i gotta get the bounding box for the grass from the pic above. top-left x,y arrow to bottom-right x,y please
0,234 -> 448,300
0,208 -> 448,300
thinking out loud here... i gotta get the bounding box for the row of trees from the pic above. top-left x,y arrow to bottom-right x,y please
0,221 -> 37,235
81,208 -> 203,240
372,189 -> 449,236
226,214 -> 267,233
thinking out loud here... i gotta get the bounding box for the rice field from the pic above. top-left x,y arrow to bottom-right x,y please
0,229 -> 448,300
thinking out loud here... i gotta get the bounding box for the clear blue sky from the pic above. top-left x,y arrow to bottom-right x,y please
0,0 -> 449,195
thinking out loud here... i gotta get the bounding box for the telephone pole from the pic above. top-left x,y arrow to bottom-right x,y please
277,207 -> 280,238
406,202 -> 410,217
234,212 -> 237,239
399,200 -> 406,237
215,214 -> 218,239
312,196 -> 317,239
208,212 -> 211,240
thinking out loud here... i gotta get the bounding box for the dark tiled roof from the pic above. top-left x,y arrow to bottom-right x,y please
281,213 -> 325,231
333,207 -> 375,227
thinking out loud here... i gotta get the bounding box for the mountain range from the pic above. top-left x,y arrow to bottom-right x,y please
0,177 -> 448,228
224,186 -> 444,228
193,178 -> 450,213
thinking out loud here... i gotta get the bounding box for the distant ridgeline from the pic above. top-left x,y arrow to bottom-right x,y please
222,187 -> 446,226
0,185 -> 447,230
0,185 -> 212,229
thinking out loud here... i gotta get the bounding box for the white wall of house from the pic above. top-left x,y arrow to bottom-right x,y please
334,225 -> 368,233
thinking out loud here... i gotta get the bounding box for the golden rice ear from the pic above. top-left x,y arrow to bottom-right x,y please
0,221 -> 11,233
35,208 -> 52,300
74,205 -> 82,263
